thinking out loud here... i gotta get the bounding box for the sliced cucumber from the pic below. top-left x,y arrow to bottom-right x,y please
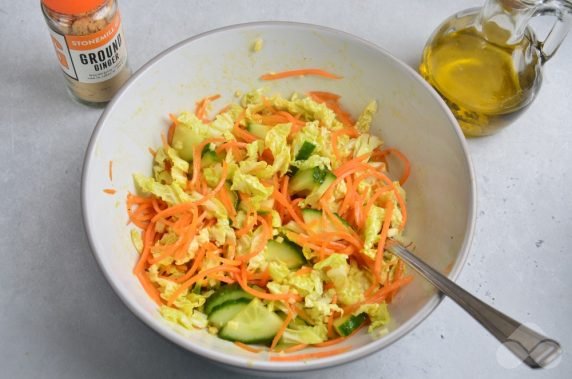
334,313 -> 367,337
219,298 -> 284,344
246,122 -> 271,139
288,168 -> 318,194
289,167 -> 334,195
266,239 -> 306,269
208,298 -> 251,328
201,149 -> 221,168
301,208 -> 323,224
301,209 -> 352,235
295,141 -> 316,160
288,315 -> 309,328
172,129 -> 200,161
314,171 -> 336,199
204,284 -> 253,315
286,166 -> 299,177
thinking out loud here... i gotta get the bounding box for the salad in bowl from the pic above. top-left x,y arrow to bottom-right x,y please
126,84 -> 412,360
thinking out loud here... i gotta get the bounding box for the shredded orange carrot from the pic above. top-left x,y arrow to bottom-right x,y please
269,346 -> 352,361
374,200 -> 394,282
259,114 -> 289,126
134,222 -> 156,275
192,160 -> 229,206
218,186 -> 237,218
167,265 -> 240,306
108,160 -> 113,181
103,188 -> 116,195
206,251 -> 242,266
233,127 -> 258,143
386,259 -> 405,303
286,234 -> 345,256
136,271 -> 163,306
308,231 -> 362,250
354,194 -> 367,230
231,110 -> 258,142
151,201 -> 195,222
327,101 -> 354,128
216,141 -> 249,153
294,266 -> 312,276
394,259 -> 404,282
190,137 -> 225,190
332,154 -> 371,176
271,307 -> 294,350
321,164 -> 366,202
331,128 -> 359,163
195,94 -> 221,121
338,176 -> 354,217
309,92 -> 354,127
313,324 -> 366,347
260,68 -> 342,81
365,275 -> 413,305
148,147 -> 157,157
308,91 -> 340,101
127,196 -> 156,228
377,147 -> 411,185
175,246 -> 206,283
282,344 -> 308,353
161,132 -> 169,151
235,209 -> 256,237
260,148 -> 274,164
234,342 -> 263,353
364,281 -> 378,298
327,296 -> 338,338
237,216 -> 271,261
167,113 -> 179,145
150,209 -> 201,264
280,175 -> 290,201
217,104 -> 231,115
354,165 -> 405,227
168,113 -> 179,126
236,265 -> 294,301
167,124 -> 176,145
393,188 -> 407,231
151,198 -> 165,214
207,273 -> 235,284
272,188 -> 310,233
277,111 -> 305,126
320,200 -> 361,241
363,185 -> 394,218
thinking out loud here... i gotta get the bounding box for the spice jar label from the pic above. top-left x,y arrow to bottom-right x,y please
48,12 -> 127,84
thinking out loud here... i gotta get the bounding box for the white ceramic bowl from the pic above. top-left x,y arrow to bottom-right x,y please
82,22 -> 475,375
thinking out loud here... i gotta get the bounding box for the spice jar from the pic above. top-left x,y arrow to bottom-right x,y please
41,0 -> 131,105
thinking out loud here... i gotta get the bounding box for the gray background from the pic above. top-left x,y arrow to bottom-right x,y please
1,1 -> 571,378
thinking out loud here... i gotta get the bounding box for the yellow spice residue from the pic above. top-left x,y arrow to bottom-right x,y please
251,38 -> 263,53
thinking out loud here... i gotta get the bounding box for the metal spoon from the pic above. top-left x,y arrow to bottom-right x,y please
387,241 -> 561,369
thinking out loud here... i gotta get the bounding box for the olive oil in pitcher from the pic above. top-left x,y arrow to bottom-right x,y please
419,1 -> 571,137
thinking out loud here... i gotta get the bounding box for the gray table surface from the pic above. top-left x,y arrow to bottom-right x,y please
2,1 -> 571,378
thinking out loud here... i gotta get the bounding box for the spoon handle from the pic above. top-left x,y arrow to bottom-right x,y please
388,242 -> 561,369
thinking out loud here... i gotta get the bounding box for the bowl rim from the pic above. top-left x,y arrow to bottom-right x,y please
81,21 -> 476,373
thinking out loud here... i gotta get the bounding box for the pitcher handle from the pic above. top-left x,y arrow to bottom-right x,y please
535,2 -> 572,62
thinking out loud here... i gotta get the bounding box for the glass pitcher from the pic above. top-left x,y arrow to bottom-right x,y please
419,0 -> 572,137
